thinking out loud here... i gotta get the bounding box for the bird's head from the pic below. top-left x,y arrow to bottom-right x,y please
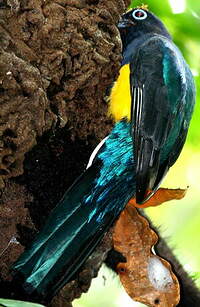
118,7 -> 171,50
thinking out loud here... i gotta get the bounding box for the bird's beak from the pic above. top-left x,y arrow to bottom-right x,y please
118,18 -> 136,28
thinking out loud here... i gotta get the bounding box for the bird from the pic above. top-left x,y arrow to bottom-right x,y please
12,7 -> 195,302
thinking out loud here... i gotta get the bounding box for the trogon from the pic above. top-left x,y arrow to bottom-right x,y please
12,7 -> 195,302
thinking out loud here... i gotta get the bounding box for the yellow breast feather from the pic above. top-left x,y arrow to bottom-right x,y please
108,64 -> 131,122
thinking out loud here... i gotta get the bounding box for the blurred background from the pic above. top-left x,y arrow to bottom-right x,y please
74,0 -> 200,306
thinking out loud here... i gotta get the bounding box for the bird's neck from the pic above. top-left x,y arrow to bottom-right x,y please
122,33 -> 153,65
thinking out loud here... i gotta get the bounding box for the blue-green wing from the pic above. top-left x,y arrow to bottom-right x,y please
130,35 -> 195,203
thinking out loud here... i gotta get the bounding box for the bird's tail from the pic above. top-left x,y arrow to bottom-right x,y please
12,162 -> 117,301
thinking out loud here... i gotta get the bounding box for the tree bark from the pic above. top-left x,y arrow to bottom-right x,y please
0,0 -> 130,305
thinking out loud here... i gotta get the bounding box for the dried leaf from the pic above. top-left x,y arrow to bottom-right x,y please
113,203 -> 180,307
129,188 -> 187,208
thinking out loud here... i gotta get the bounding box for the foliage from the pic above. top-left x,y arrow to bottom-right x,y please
0,299 -> 44,307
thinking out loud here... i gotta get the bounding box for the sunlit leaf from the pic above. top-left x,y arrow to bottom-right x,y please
0,299 -> 45,307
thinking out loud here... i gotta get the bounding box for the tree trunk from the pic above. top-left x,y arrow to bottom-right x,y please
0,0 -> 130,305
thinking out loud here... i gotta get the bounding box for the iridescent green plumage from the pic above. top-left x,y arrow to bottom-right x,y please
119,8 -> 195,202
13,121 -> 135,300
12,8 -> 195,302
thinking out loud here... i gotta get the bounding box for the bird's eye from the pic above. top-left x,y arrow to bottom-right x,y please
116,264 -> 126,274
132,9 -> 147,20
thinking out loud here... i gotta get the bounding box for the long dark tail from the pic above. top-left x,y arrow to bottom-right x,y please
12,162 -> 118,301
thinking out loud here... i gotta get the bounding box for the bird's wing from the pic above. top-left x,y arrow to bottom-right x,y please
129,35 -> 195,203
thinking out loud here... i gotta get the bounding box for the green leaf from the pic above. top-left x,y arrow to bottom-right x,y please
0,299 -> 45,307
